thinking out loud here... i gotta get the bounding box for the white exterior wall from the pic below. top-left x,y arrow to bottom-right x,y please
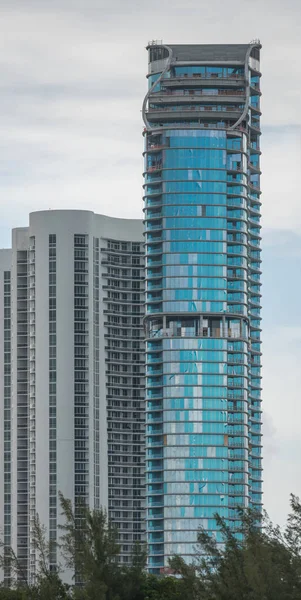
28,210 -> 143,517
0,249 -> 12,583
11,228 -> 29,579
7,210 -> 143,581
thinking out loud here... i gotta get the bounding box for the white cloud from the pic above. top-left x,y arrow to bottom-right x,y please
261,128 -> 301,232
0,0 -> 300,236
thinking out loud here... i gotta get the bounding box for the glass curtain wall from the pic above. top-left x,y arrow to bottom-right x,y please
143,44 -> 262,573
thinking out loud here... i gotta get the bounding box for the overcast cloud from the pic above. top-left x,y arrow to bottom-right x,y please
0,0 -> 300,527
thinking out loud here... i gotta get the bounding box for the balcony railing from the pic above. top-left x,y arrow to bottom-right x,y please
147,164 -> 162,172
149,123 -> 248,133
147,106 -> 242,113
152,89 -> 245,97
164,73 -> 244,80
147,144 -> 168,151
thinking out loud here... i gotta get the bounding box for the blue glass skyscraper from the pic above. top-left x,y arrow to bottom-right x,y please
143,43 -> 262,573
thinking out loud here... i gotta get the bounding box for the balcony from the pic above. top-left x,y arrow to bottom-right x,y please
227,357 -> 245,364
228,441 -> 247,448
249,122 -> 261,134
144,200 -> 162,210
146,106 -> 242,123
146,143 -> 168,152
148,499 -> 164,507
146,367 -> 162,376
147,163 -> 162,173
146,392 -> 163,402
248,162 -> 261,174
248,220 -> 261,232
249,241 -> 261,252
162,74 -> 245,88
145,221 -> 162,231
145,211 -> 162,220
149,90 -> 245,103
146,358 -> 162,365
147,415 -> 163,424
249,141 -> 261,153
249,205 -> 261,217
147,283 -> 162,292
146,258 -> 162,268
147,524 -> 164,531
250,82 -> 261,94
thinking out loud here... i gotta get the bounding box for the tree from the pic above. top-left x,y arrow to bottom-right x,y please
285,494 -> 301,556
117,543 -> 148,600
1,493 -> 301,600
170,500 -> 301,600
169,555 -> 206,600
58,492 -> 121,600
31,513 -> 71,599
143,573 -> 187,600
0,541 -> 29,591
0,588 -> 27,600
0,515 -> 70,600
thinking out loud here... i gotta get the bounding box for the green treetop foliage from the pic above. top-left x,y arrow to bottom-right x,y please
0,493 -> 301,600
58,492 -> 120,600
170,495 -> 301,600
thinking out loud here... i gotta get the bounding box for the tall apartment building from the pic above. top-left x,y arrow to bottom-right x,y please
0,210 -> 145,583
0,250 -> 13,583
143,43 -> 263,572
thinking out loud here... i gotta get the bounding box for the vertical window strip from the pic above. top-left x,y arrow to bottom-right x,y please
28,236 -> 36,583
225,135 -> 250,512
103,239 -> 146,564
16,249 -> 29,581
3,271 -> 11,583
93,238 -> 100,508
74,235 -> 89,522
48,234 -> 57,567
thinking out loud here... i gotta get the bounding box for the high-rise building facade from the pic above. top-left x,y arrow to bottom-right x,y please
0,250 -> 13,583
143,43 -> 262,573
0,210 -> 145,583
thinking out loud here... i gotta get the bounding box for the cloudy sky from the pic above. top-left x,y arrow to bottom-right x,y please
0,0 -> 301,526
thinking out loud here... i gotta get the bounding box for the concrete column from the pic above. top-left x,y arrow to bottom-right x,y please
199,315 -> 203,336
222,316 -> 227,338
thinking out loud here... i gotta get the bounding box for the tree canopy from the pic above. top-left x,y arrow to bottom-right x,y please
1,493 -> 301,600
